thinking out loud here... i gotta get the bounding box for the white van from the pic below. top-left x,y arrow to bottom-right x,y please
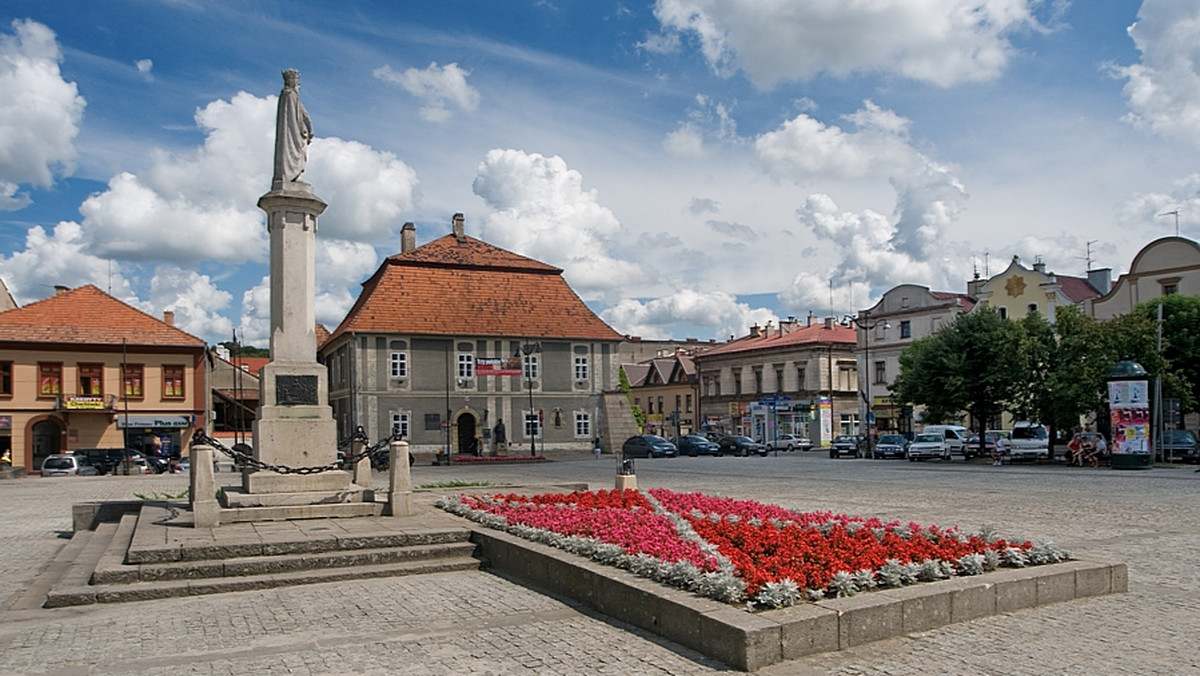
921,425 -> 970,458
1009,422 -> 1050,461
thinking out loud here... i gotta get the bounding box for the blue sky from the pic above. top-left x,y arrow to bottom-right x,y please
1,1 -> 1197,347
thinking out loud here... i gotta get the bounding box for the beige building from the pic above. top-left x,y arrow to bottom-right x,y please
622,351 -> 700,438
694,316 -> 857,446
1087,236 -> 1200,319
971,255 -> 1101,322
0,285 -> 208,471
855,285 -> 976,436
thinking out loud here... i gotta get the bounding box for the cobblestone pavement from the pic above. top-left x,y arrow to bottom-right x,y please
1,453 -> 1198,674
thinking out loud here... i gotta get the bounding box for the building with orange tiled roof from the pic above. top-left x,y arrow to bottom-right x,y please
0,284 -> 208,472
319,215 -> 624,458
693,315 -> 858,448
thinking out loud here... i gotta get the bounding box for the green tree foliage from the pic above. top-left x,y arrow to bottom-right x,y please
618,367 -> 647,431
218,341 -> 269,358
891,308 -> 1024,433
1133,294 -> 1200,411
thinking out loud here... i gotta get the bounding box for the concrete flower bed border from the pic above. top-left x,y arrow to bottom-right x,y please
471,527 -> 1126,671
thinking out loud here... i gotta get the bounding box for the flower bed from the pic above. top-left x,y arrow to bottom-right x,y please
438,488 -> 1070,609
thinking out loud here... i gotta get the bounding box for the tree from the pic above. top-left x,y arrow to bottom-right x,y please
1132,294 -> 1200,412
218,341 -> 269,358
891,308 -> 1025,449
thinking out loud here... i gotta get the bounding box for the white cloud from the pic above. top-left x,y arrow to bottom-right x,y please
0,221 -> 135,305
238,276 -> 271,348
0,19 -> 85,193
755,101 -> 917,180
472,148 -> 647,297
664,123 -> 706,158
374,62 -> 480,122
1110,2 -> 1200,147
136,58 -> 153,80
601,289 -> 777,341
650,0 -> 1042,88
146,265 -> 233,339
77,91 -> 417,263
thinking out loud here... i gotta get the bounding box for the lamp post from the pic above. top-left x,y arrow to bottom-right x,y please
520,341 -> 542,457
845,312 -> 890,458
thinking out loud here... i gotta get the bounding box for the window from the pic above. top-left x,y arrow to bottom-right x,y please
775,368 -> 784,392
457,353 -> 474,379
753,370 -> 763,394
998,307 -> 1008,319
391,412 -> 410,438
647,398 -> 654,414
78,363 -> 104,396
38,362 -> 62,397
732,369 -> 742,395
795,366 -> 805,391
685,394 -> 692,413
574,356 -> 589,381
1163,283 -> 1178,295
523,353 -> 540,380
122,364 -> 144,399
0,361 -> 11,396
1027,303 -> 1038,316
657,396 -> 664,415
575,412 -> 591,437
674,395 -> 681,414
162,365 -> 185,398
524,411 -> 541,438
874,360 -> 886,385
389,352 -> 408,378
900,320 -> 911,339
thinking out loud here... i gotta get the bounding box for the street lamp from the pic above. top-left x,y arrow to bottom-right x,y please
845,312 -> 890,458
520,341 -> 542,457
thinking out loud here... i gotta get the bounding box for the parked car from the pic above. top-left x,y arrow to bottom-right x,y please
40,454 -> 100,477
1009,422 -> 1050,461
922,424 -> 970,458
907,433 -> 951,461
673,434 -> 720,457
621,435 -> 678,458
716,436 -> 768,457
1155,429 -> 1198,462
829,434 -> 863,458
73,448 -> 142,475
872,434 -> 909,459
766,434 -> 813,452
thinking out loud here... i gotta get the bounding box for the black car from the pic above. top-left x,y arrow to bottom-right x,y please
716,435 -> 768,457
872,434 -> 908,459
673,434 -> 720,457
621,435 -> 678,458
829,435 -> 864,458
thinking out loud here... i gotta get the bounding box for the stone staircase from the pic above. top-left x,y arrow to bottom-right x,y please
38,502 -> 481,608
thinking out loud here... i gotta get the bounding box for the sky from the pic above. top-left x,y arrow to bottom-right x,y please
1,1 -> 1198,347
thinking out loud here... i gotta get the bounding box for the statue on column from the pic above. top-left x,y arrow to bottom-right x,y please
273,69 -> 312,186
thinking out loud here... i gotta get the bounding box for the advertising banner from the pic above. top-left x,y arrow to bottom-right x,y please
1108,380 -> 1150,454
475,357 -> 522,377
819,397 -> 833,445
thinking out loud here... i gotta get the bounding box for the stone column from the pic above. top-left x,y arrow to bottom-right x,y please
189,444 -> 220,527
384,439 -> 412,517
352,436 -> 372,487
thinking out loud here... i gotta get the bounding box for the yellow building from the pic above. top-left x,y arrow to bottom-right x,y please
0,285 -> 208,472
972,256 -> 1101,321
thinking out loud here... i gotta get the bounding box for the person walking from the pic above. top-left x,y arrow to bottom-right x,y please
992,435 -> 1006,465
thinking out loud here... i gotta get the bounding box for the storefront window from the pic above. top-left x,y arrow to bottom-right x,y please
122,364 -> 144,399
163,365 -> 185,399
78,363 -> 103,396
38,363 -> 62,397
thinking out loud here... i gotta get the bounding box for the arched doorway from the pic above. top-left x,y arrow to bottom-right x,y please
456,412 -> 478,455
31,418 -> 64,471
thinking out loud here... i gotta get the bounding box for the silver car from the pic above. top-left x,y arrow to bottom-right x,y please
906,433 -> 951,461
40,454 -> 100,476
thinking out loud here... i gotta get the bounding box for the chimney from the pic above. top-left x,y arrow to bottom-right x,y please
401,222 -> 416,253
1032,257 -> 1046,274
1088,267 -> 1112,295
163,310 -> 175,327
749,323 -> 761,338
824,316 -> 836,330
452,213 -> 465,241
54,285 -> 69,296
807,311 -> 815,327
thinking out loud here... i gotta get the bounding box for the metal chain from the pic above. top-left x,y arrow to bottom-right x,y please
190,428 -> 401,475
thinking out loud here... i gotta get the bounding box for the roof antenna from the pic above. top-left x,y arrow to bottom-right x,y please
1158,208 -> 1180,236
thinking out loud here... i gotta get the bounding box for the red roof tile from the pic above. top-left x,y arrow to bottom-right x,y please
698,322 -> 856,358
1056,276 -> 1100,304
329,234 -> 622,342
230,357 -> 270,376
0,285 -> 205,347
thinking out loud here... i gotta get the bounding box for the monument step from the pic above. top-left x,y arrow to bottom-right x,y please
94,540 -> 478,584
218,486 -> 374,508
218,501 -> 385,523
47,556 -> 482,608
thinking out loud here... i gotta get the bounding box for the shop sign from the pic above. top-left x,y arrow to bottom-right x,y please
116,415 -> 192,429
66,396 -> 107,410
475,357 -> 522,376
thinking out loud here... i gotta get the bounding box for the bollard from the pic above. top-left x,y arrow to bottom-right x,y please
189,444 -> 220,527
384,439 -> 412,516
351,436 -> 372,488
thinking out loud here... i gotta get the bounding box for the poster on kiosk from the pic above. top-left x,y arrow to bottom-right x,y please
1108,380 -> 1149,454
